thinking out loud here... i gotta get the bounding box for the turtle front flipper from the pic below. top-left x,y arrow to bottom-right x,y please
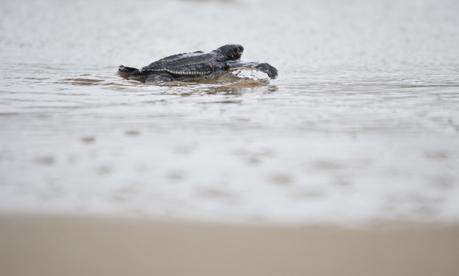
254,63 -> 278,79
226,61 -> 278,79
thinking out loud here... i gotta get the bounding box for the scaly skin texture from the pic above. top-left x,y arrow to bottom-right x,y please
118,44 -> 278,83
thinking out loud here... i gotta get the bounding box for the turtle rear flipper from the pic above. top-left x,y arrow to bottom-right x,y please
118,65 -> 146,82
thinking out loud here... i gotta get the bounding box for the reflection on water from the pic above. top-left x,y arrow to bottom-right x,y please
62,73 -> 272,94
0,0 -> 459,225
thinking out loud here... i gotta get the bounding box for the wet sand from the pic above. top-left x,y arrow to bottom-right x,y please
1,215 -> 458,276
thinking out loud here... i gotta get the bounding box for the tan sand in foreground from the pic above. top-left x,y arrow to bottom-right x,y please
1,215 -> 458,276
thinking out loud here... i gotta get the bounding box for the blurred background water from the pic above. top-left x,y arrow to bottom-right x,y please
0,0 -> 458,225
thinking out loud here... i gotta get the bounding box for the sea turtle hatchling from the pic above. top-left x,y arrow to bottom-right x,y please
118,44 -> 278,83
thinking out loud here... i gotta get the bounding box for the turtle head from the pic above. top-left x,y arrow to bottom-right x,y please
215,44 -> 244,61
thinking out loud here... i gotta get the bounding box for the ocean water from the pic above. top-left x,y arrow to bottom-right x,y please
0,0 -> 458,225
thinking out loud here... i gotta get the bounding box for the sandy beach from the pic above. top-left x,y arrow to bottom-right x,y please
1,1 -> 459,275
1,215 -> 458,276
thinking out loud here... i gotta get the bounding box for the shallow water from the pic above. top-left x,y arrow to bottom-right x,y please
1,0 -> 459,225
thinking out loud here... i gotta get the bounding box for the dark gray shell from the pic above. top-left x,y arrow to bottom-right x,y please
141,51 -> 219,76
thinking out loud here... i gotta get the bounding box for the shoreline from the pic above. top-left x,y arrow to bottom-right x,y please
1,215 -> 458,276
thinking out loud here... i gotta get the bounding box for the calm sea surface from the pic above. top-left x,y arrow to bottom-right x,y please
1,0 -> 458,225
